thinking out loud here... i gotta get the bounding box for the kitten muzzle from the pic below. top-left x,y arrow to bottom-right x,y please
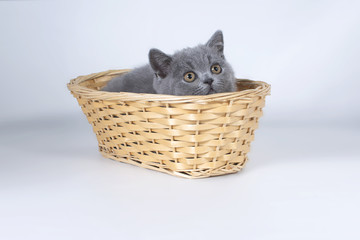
203,78 -> 214,85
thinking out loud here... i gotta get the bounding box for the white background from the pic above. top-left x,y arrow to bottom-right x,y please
1,1 -> 359,240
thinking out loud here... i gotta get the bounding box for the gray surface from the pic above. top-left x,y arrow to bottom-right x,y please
1,114 -> 359,240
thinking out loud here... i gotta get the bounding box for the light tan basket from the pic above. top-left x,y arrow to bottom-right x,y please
67,69 -> 270,178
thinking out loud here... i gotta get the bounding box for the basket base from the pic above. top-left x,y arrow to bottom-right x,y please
100,149 -> 248,179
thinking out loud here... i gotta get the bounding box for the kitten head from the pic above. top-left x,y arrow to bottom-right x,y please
149,30 -> 237,95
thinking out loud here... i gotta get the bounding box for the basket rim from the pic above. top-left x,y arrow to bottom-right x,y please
67,69 -> 271,103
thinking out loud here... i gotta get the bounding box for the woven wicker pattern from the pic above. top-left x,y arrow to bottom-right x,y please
68,69 -> 270,178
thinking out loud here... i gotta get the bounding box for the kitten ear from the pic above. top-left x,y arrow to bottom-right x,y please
149,48 -> 172,78
206,30 -> 224,56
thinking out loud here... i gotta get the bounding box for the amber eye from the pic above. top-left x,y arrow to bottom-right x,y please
184,72 -> 196,82
211,64 -> 222,74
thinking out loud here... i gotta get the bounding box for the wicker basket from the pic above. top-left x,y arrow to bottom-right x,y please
67,69 -> 270,178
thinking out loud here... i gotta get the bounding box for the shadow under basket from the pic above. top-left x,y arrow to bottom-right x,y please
67,69 -> 271,179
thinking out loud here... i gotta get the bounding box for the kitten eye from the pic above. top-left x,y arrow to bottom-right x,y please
211,64 -> 222,74
184,72 -> 196,82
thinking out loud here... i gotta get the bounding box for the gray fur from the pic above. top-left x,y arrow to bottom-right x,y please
102,30 -> 236,95
101,65 -> 156,93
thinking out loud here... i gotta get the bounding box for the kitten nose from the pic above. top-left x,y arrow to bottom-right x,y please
204,78 -> 214,85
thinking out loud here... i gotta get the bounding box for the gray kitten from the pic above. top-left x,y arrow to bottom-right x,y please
102,30 -> 236,95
